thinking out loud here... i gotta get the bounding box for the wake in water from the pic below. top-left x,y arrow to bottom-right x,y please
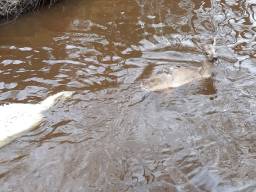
0,91 -> 74,148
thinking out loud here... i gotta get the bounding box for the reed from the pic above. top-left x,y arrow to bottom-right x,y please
0,0 -> 58,23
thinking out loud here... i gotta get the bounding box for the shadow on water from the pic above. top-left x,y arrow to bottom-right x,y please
0,0 -> 256,191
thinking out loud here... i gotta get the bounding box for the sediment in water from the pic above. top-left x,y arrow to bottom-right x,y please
0,0 -> 58,23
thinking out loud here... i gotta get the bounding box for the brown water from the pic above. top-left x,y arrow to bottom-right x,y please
0,0 -> 256,191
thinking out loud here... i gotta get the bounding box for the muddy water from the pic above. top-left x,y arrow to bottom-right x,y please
0,0 -> 256,191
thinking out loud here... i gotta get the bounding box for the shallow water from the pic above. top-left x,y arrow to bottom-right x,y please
0,0 -> 256,191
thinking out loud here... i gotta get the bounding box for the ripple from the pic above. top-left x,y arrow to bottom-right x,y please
0,0 -> 256,191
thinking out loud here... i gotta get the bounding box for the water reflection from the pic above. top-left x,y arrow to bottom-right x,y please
0,0 -> 256,191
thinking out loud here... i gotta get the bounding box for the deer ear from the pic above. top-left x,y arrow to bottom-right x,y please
192,39 -> 209,53
192,36 -> 216,50
192,38 -> 203,51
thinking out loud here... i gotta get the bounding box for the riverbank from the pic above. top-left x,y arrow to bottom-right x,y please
0,0 -> 58,23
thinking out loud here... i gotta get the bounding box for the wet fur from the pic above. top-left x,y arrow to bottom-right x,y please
142,42 -> 216,92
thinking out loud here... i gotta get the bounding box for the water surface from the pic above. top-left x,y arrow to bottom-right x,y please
0,0 -> 256,191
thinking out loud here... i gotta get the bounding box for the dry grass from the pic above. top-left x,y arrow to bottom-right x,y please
0,0 -> 58,22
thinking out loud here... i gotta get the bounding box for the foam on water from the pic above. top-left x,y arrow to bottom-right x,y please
0,91 -> 74,148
